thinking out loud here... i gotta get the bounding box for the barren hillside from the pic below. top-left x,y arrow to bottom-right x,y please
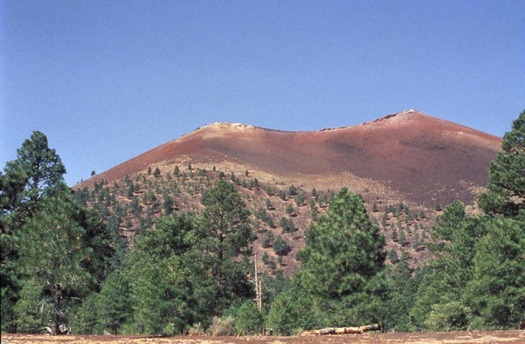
82,110 -> 500,207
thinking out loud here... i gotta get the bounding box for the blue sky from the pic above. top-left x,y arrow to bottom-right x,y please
1,0 -> 524,186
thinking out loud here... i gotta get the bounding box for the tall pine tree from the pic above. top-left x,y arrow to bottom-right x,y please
269,188 -> 387,332
1,131 -> 66,331
199,180 -> 255,315
465,217 -> 525,329
479,110 -> 525,218
17,186 -> 93,334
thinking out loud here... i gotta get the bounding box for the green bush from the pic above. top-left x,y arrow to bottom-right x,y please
424,301 -> 470,331
235,301 -> 263,335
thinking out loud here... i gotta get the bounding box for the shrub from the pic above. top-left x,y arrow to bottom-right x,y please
209,316 -> 235,336
424,301 -> 470,331
188,322 -> 205,335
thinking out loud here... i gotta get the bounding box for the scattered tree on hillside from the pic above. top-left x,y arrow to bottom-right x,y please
153,167 -> 161,178
273,235 -> 291,256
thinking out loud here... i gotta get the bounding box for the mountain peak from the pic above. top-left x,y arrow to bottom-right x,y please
363,109 -> 425,125
80,111 -> 501,207
200,122 -> 255,130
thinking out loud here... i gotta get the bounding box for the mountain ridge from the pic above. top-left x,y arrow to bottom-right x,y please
74,110 -> 502,275
80,110 -> 500,207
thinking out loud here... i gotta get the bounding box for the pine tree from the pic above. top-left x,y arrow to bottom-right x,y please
153,167 -> 161,178
126,253 -> 190,334
479,110 -> 525,218
411,203 -> 488,331
288,188 -> 387,327
235,300 -> 263,335
198,181 -> 255,314
465,217 -> 525,329
299,188 -> 386,287
17,187 -> 93,334
2,131 -> 66,216
273,235 -> 291,256
1,131 -> 67,331
123,213 -> 204,334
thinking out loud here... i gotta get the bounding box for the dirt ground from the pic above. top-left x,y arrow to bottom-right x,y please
2,331 -> 524,344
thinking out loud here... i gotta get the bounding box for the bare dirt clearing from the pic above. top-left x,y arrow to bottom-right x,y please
2,331 -> 524,344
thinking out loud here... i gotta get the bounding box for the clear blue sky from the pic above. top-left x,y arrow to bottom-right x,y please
1,0 -> 524,186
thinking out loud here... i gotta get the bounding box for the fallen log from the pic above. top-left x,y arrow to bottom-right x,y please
358,324 -> 381,332
301,324 -> 380,336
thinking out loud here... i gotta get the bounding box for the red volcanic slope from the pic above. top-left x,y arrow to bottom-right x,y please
86,110 -> 501,206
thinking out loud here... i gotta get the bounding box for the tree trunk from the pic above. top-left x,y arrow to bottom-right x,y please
301,324 -> 380,336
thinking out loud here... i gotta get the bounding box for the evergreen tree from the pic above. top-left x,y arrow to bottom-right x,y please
94,270 -> 132,334
1,132 -> 67,331
235,300 -> 264,335
2,131 -> 117,333
298,188 -> 385,299
17,186 -> 93,334
163,194 -> 174,215
69,293 -> 99,334
12,278 -> 47,333
479,110 -> 525,218
199,181 -> 255,314
382,255 -> 422,332
123,214 -> 205,334
126,253 -> 191,334
270,188 -> 387,331
273,235 -> 291,256
75,205 -> 118,283
262,232 -> 274,248
2,131 -> 66,217
465,217 -> 525,329
410,202 -> 487,330
153,167 -> 161,178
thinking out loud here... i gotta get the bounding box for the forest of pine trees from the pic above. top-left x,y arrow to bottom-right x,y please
1,111 -> 524,335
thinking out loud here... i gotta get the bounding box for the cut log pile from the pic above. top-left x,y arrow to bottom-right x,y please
300,324 -> 380,336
